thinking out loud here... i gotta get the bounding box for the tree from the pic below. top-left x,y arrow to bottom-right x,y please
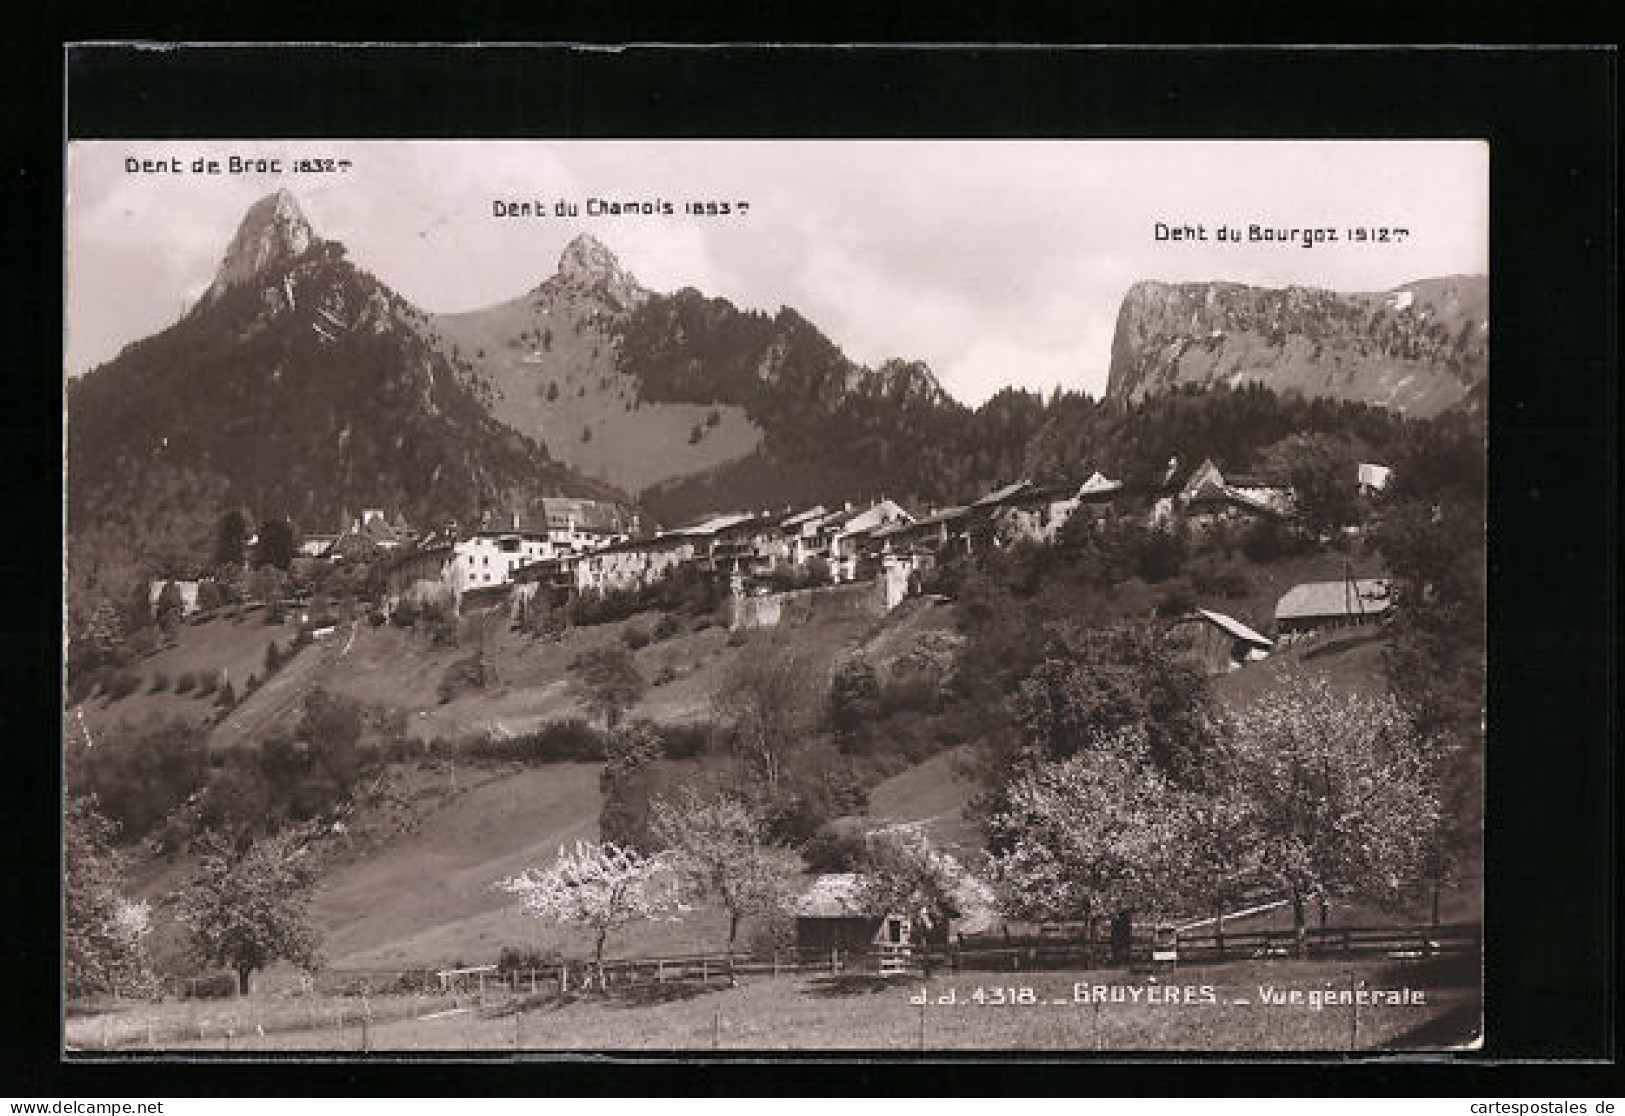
570,647 -> 645,730
63,796 -> 151,997
828,655 -> 881,737
154,581 -> 185,635
497,840 -> 686,986
984,728 -> 1191,933
712,638 -> 808,798
1008,620 -> 1221,788
1260,432 -> 1363,539
1226,676 -> 1440,956
1177,785 -> 1265,951
598,719 -> 664,850
297,689 -> 365,799
854,827 -> 992,967
80,600 -> 129,671
213,510 -> 250,567
178,828 -> 321,995
256,519 -> 295,570
69,717 -> 209,843
651,789 -> 799,950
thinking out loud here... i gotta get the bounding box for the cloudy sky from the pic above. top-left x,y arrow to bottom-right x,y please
66,140 -> 1486,404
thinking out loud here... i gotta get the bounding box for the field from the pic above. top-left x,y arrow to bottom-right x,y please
67,955 -> 1479,1053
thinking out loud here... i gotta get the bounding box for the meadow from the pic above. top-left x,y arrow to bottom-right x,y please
68,955 -> 1479,1054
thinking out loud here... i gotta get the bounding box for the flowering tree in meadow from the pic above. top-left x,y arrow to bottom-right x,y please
650,789 -> 800,951
497,840 -> 687,985
1225,676 -> 1440,956
984,727 -> 1191,930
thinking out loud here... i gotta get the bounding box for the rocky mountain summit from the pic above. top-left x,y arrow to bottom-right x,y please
552,233 -> 650,311
202,189 -> 317,303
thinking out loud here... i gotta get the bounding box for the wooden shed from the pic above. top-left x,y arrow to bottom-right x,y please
791,874 -> 929,954
1171,607 -> 1273,674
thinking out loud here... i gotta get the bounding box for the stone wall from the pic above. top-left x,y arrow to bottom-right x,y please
730,577 -> 894,631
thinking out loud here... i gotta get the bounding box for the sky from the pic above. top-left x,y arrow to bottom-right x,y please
65,140 -> 1487,404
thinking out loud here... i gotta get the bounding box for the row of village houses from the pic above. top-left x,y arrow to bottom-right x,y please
348,455 -> 1392,618
150,458 -> 1394,669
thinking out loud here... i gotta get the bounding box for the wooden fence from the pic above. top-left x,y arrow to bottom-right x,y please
146,921 -> 1481,1009
952,921 -> 1481,970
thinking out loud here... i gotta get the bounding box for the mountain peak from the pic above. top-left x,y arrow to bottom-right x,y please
555,234 -> 647,308
205,189 -> 317,300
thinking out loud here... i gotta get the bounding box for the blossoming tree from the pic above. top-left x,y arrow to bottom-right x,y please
497,840 -> 687,986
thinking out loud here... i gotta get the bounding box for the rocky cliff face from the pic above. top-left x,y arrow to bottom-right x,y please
553,233 -> 650,311
202,189 -> 317,302
1105,276 -> 1487,417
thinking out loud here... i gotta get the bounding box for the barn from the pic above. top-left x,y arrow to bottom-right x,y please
791,870 -> 1001,958
1274,578 -> 1392,637
1171,607 -> 1273,673
791,874 -> 923,955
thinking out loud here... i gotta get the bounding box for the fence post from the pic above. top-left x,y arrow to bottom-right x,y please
830,948 -> 837,974
658,960 -> 665,984
773,950 -> 779,978
559,964 -> 568,995
1348,969 -> 1360,1051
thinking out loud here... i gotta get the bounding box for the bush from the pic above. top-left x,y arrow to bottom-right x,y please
437,653 -> 485,704
174,672 -> 197,694
1191,559 -> 1253,600
1137,526 -> 1188,583
1154,577 -> 1198,618
691,617 -> 714,633
801,826 -> 867,873
496,945 -> 563,974
657,722 -> 710,760
652,613 -> 681,641
830,657 -> 882,730
149,672 -> 171,694
725,627 -> 750,648
622,624 -> 652,650
183,972 -> 241,1000
105,672 -> 142,701
464,719 -> 609,765
879,673 -> 940,716
652,664 -> 679,687
195,672 -> 218,697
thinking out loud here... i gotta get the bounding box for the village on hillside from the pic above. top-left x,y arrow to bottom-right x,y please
148,455 -> 1398,675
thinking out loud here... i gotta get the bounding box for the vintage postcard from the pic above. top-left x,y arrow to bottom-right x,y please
63,138 -> 1487,1054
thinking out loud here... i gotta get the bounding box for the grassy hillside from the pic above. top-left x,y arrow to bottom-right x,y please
860,747 -> 981,855
73,605 -> 307,741
434,284 -> 761,499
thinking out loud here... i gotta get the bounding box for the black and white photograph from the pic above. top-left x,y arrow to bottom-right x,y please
62,137 -> 1491,1054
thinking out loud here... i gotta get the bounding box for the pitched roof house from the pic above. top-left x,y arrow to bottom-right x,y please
1275,578 -> 1392,634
